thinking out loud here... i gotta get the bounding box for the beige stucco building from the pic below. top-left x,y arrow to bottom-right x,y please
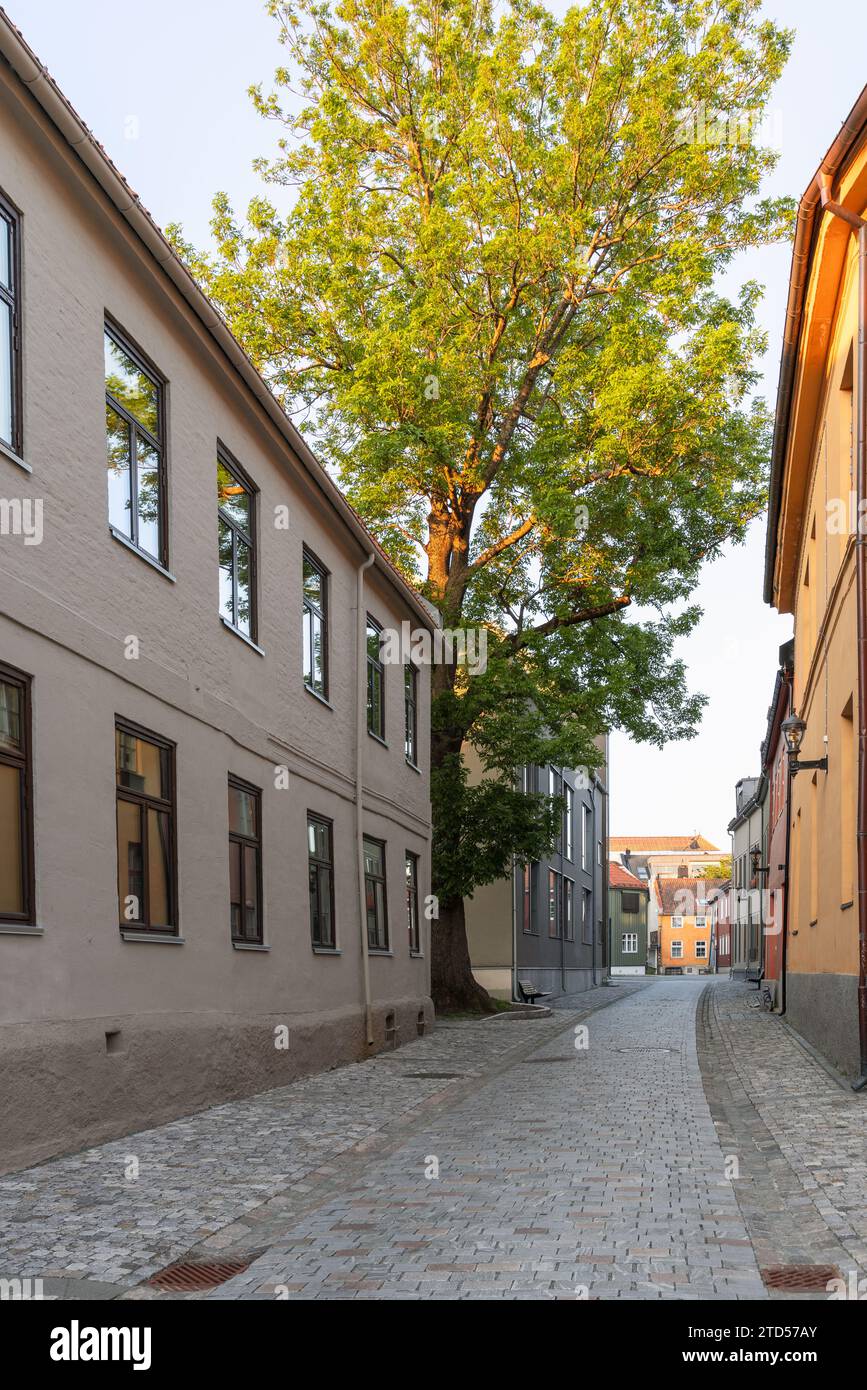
764,82 -> 867,1077
0,16 -> 434,1171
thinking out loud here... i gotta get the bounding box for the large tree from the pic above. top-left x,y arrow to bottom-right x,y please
172,0 -> 792,1010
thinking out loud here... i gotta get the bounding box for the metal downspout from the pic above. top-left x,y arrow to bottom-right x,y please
356,553 -> 376,1047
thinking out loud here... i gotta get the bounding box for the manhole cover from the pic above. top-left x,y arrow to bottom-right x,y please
760,1265 -> 841,1292
402,1072 -> 464,1079
148,1254 -> 256,1292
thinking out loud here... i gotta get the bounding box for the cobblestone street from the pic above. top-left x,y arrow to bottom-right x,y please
3,978 -> 866,1301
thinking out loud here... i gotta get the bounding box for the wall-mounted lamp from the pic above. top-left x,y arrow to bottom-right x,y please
750,845 -> 769,877
781,714 -> 828,776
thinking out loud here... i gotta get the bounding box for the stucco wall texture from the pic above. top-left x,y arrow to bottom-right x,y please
0,62 -> 433,1169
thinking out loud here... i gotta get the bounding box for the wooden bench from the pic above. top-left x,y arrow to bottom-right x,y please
746,966 -> 764,988
517,979 -> 552,1005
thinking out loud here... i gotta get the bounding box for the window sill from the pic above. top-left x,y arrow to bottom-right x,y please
0,922 -> 43,936
121,930 -> 184,944
304,685 -> 333,710
368,948 -> 393,957
367,731 -> 388,749
312,945 -> 341,955
233,940 -> 270,952
220,616 -> 264,655
0,438 -> 31,473
110,526 -> 175,580
405,758 -> 422,775
410,950 -> 424,959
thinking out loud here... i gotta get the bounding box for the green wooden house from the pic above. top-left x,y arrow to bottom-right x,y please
608,863 -> 650,975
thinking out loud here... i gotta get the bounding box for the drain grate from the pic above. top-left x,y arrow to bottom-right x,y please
148,1253 -> 256,1292
402,1072 -> 464,1079
760,1264 -> 841,1292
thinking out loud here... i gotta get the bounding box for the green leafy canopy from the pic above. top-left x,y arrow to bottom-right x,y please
170,0 -> 793,904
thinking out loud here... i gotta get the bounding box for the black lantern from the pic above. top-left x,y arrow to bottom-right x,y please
781,713 -> 828,776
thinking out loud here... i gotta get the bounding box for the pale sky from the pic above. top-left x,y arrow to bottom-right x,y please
8,0 -> 866,848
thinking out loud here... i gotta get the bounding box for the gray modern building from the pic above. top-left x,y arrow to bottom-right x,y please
465,743 -> 608,1001
0,15 -> 435,1172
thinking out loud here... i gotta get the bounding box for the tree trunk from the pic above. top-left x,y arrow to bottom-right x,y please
431,896 -> 496,1014
426,509 -> 495,1014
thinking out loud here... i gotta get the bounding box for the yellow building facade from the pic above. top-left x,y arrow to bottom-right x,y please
765,85 -> 867,1076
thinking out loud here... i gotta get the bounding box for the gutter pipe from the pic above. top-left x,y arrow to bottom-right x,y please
356,554 -> 376,1047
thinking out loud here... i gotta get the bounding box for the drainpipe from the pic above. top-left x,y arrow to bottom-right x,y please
818,176 -> 867,1089
511,854 -> 518,1003
356,553 -> 376,1047
780,663 -> 794,1017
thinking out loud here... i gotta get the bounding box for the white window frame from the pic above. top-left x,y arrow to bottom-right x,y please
694,916 -> 706,931
621,932 -> 638,955
671,915 -> 683,931
671,940 -> 683,959
695,939 -> 707,959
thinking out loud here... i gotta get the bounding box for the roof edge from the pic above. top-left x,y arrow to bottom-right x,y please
764,81 -> 867,606
0,9 -> 436,632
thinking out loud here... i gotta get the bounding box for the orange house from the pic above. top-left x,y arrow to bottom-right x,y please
656,877 -> 726,975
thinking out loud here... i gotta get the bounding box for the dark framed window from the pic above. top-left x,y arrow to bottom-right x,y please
115,720 -> 176,932
548,868 -> 561,939
366,617 -> 385,739
564,785 -> 574,860
105,323 -> 166,565
308,813 -> 335,948
364,836 -> 388,950
302,550 -> 328,696
582,886 -> 593,945
563,877 -> 574,941
218,446 -> 257,640
0,192 -> 22,455
0,662 -> 33,923
549,768 -> 563,854
404,661 -> 418,765
622,890 -> 640,914
228,776 -> 262,943
522,861 -> 532,933
406,850 -> 420,953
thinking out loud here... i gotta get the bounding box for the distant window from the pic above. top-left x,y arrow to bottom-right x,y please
404,661 -> 418,765
218,448 -> 257,640
228,777 -> 262,943
621,890 -> 640,914
364,836 -> 388,950
582,886 -> 593,945
622,933 -> 637,954
0,191 -> 21,454
583,807 -> 592,869
563,878 -> 574,941
564,785 -> 574,860
671,915 -> 683,931
695,915 -> 706,931
548,869 -> 561,938
302,550 -> 328,696
308,813 -> 334,949
406,851 -> 420,953
695,940 -> 707,959
116,721 -> 176,932
366,618 -> 385,739
671,941 -> 683,959
105,324 -> 166,565
0,662 -> 33,923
